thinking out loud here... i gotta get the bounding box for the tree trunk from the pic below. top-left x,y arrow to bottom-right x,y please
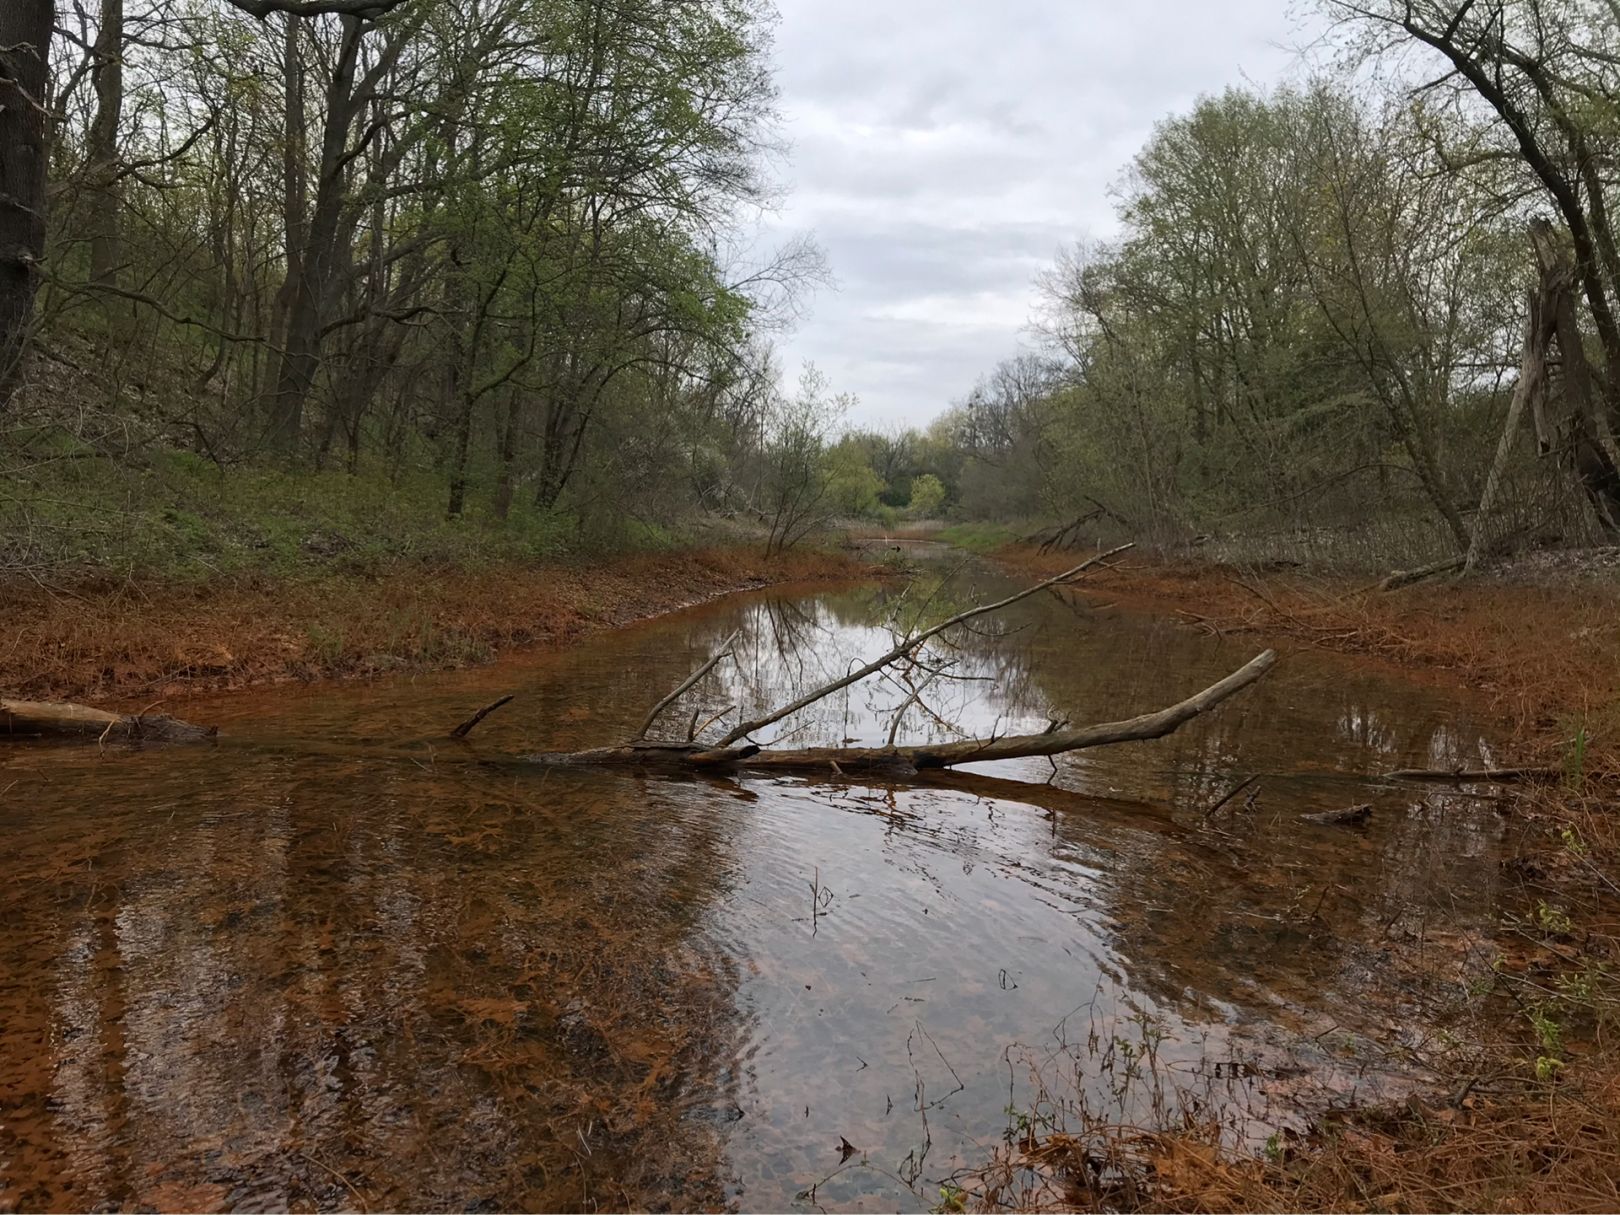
267,15 -> 365,455
1527,220 -> 1620,537
0,0 -> 53,405
494,390 -> 520,519
87,0 -> 126,310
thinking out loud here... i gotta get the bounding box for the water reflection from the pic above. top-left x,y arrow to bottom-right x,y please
0,560 -> 1504,1211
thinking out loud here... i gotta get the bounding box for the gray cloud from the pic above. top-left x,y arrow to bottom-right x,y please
755,0 -> 1322,428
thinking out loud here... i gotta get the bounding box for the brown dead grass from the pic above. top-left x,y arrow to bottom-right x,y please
962,1072 -> 1620,1212
0,545 -> 866,704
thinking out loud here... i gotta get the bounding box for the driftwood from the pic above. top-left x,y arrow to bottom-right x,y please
1,551 -> 1276,795
633,629 -> 740,740
527,649 -> 1276,776
523,549 -> 1277,778
1,697 -> 217,742
1369,555 -> 1467,593
1200,773 -> 1259,819
710,545 -> 1133,749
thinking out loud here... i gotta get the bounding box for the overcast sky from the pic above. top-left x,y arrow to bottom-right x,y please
755,1 -> 1324,429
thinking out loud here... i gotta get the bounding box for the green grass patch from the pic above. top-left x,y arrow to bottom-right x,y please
935,521 -> 1019,553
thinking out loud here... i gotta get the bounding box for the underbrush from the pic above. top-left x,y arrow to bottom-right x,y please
0,437 -> 682,579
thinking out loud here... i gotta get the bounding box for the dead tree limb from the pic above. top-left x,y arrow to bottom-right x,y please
526,648 -> 1276,777
450,694 -> 514,739
710,544 -> 1133,748
634,628 -> 741,740
1385,766 -> 1561,784
1367,554 -> 1468,593
1200,773 -> 1260,819
1,697 -> 216,742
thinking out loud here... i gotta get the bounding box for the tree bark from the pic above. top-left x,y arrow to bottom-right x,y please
87,0 -> 126,307
0,0 -> 53,405
1527,220 -> 1620,536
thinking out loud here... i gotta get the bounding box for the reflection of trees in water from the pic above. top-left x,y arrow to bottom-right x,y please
648,575 -> 1506,1084
0,749 -> 752,1210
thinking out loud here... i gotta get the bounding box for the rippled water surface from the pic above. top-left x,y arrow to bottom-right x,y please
0,560 -> 1508,1211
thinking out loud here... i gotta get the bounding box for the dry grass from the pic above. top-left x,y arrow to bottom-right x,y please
0,545 -> 866,704
956,1072 -> 1620,1213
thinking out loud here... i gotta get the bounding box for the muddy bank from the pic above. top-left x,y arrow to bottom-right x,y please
0,546 -> 866,704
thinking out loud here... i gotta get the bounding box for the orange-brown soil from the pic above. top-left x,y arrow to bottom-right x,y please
1,546 -> 865,705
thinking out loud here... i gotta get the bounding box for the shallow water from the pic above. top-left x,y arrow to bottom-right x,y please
0,561 -> 1508,1211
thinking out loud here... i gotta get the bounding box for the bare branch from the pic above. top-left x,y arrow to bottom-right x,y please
711,544 -> 1134,748
633,628 -> 741,740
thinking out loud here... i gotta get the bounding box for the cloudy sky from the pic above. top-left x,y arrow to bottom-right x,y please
755,1 -> 1324,429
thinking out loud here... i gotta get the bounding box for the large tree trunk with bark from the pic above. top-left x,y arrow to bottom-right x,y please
1526,219 -> 1620,537
0,0 -> 53,405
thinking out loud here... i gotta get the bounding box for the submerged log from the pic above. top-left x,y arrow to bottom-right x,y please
0,697 -> 217,742
1384,766 -> 1561,784
1301,803 -> 1372,826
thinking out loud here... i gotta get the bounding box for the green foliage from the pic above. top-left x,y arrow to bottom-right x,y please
905,473 -> 946,518
823,439 -> 885,517
20,0 -> 814,560
928,79 -> 1557,567
0,446 -> 590,579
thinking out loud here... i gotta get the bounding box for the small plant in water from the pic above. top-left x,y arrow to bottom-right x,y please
1535,900 -> 1574,936
1560,826 -> 1589,857
934,1181 -> 967,1213
1563,719 -> 1589,786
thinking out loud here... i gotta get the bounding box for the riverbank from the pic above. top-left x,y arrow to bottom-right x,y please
969,541 -> 1620,1213
0,545 -> 865,704
995,543 -> 1620,769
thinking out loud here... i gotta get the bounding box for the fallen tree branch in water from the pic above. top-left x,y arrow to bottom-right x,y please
450,695 -> 515,739
1,697 -> 217,742
1385,766 -> 1562,784
709,545 -> 1134,749
522,547 -> 1274,777
527,645 -> 1276,777
634,628 -> 741,740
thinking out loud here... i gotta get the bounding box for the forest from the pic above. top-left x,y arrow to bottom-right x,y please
6,0 -> 1620,577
